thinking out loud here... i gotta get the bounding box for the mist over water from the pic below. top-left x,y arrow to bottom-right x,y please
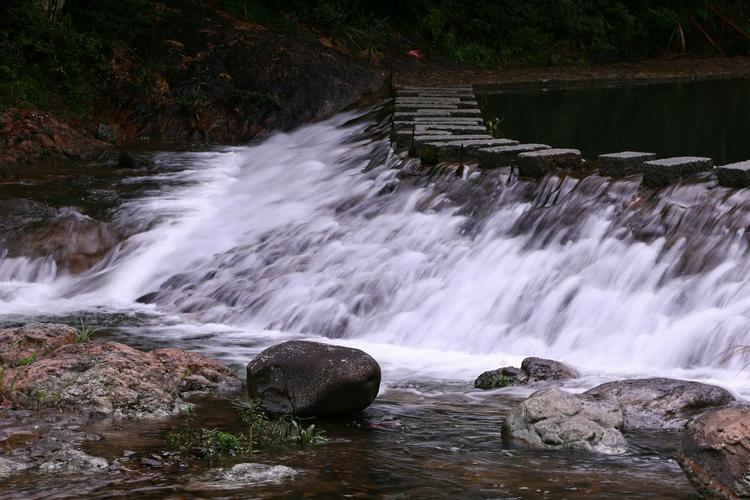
2,105 -> 750,393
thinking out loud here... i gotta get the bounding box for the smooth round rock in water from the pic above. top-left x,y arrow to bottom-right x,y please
678,407 -> 750,498
246,341 -> 381,417
584,377 -> 734,429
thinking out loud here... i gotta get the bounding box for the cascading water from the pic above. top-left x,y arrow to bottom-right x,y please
2,104 -> 750,394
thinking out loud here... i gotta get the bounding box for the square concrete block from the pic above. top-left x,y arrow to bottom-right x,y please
642,156 -> 714,187
517,148 -> 582,177
716,160 -> 750,188
419,138 -> 519,165
477,144 -> 551,168
598,151 -> 656,177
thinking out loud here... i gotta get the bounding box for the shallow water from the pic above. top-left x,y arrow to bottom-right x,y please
0,97 -> 748,496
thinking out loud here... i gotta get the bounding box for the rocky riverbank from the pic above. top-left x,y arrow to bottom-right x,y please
0,0 -> 386,166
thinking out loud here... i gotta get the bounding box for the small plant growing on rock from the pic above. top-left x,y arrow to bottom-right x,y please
75,319 -> 95,343
486,116 -> 506,138
17,353 -> 37,367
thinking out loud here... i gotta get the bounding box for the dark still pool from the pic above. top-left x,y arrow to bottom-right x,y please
477,78 -> 750,164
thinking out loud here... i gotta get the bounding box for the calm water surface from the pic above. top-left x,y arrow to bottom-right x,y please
478,78 -> 750,164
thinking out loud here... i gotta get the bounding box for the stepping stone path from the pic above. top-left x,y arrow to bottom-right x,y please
392,86 -> 746,190
598,151 -> 656,177
393,85 -> 552,168
642,156 -> 714,188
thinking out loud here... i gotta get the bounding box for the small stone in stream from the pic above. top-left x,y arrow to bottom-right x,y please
39,447 -> 109,472
598,151 -> 656,177
716,160 -> 750,188
215,462 -> 297,483
584,377 -> 734,429
522,357 -> 578,382
0,457 -> 30,478
475,366 -> 526,389
517,148 -> 582,177
678,406 -> 750,498
140,457 -> 165,468
502,388 -> 627,454
247,340 -> 381,417
642,156 -> 714,187
122,450 -> 136,458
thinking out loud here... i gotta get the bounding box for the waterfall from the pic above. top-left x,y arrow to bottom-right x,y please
1,105 -> 750,389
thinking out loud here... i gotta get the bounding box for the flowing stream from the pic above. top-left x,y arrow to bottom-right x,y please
0,98 -> 748,497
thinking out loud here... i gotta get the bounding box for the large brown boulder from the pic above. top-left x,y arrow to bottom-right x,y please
246,341 -> 381,417
678,407 -> 750,498
584,378 -> 734,429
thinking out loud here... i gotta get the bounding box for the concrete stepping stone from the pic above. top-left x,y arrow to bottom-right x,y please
517,148 -> 582,177
598,151 -> 656,177
395,102 -> 458,110
419,138 -> 520,165
396,99 -> 478,108
395,109 -> 482,120
477,144 -> 551,168
642,156 -> 714,187
716,160 -> 750,188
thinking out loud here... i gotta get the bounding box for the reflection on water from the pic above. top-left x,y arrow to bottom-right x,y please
478,78 -> 750,164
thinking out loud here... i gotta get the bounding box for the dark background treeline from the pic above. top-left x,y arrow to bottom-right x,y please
2,0 -> 750,114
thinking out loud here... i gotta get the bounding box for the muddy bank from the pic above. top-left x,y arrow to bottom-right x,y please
395,55 -> 750,88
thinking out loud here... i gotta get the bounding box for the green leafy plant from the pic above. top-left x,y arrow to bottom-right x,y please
290,418 -> 326,447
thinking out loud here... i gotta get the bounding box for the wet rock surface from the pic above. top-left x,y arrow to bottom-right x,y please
584,377 -> 734,429
13,340 -> 241,418
0,108 -> 109,165
678,406 -> 750,498
502,388 -> 627,454
247,340 -> 381,417
474,357 -> 578,389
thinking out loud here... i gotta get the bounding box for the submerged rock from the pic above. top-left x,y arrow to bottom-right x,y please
215,462 -> 297,483
39,447 -> 109,473
502,388 -> 627,454
584,378 -> 734,429
246,340 -> 381,417
678,407 -> 750,498
474,357 -> 577,389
